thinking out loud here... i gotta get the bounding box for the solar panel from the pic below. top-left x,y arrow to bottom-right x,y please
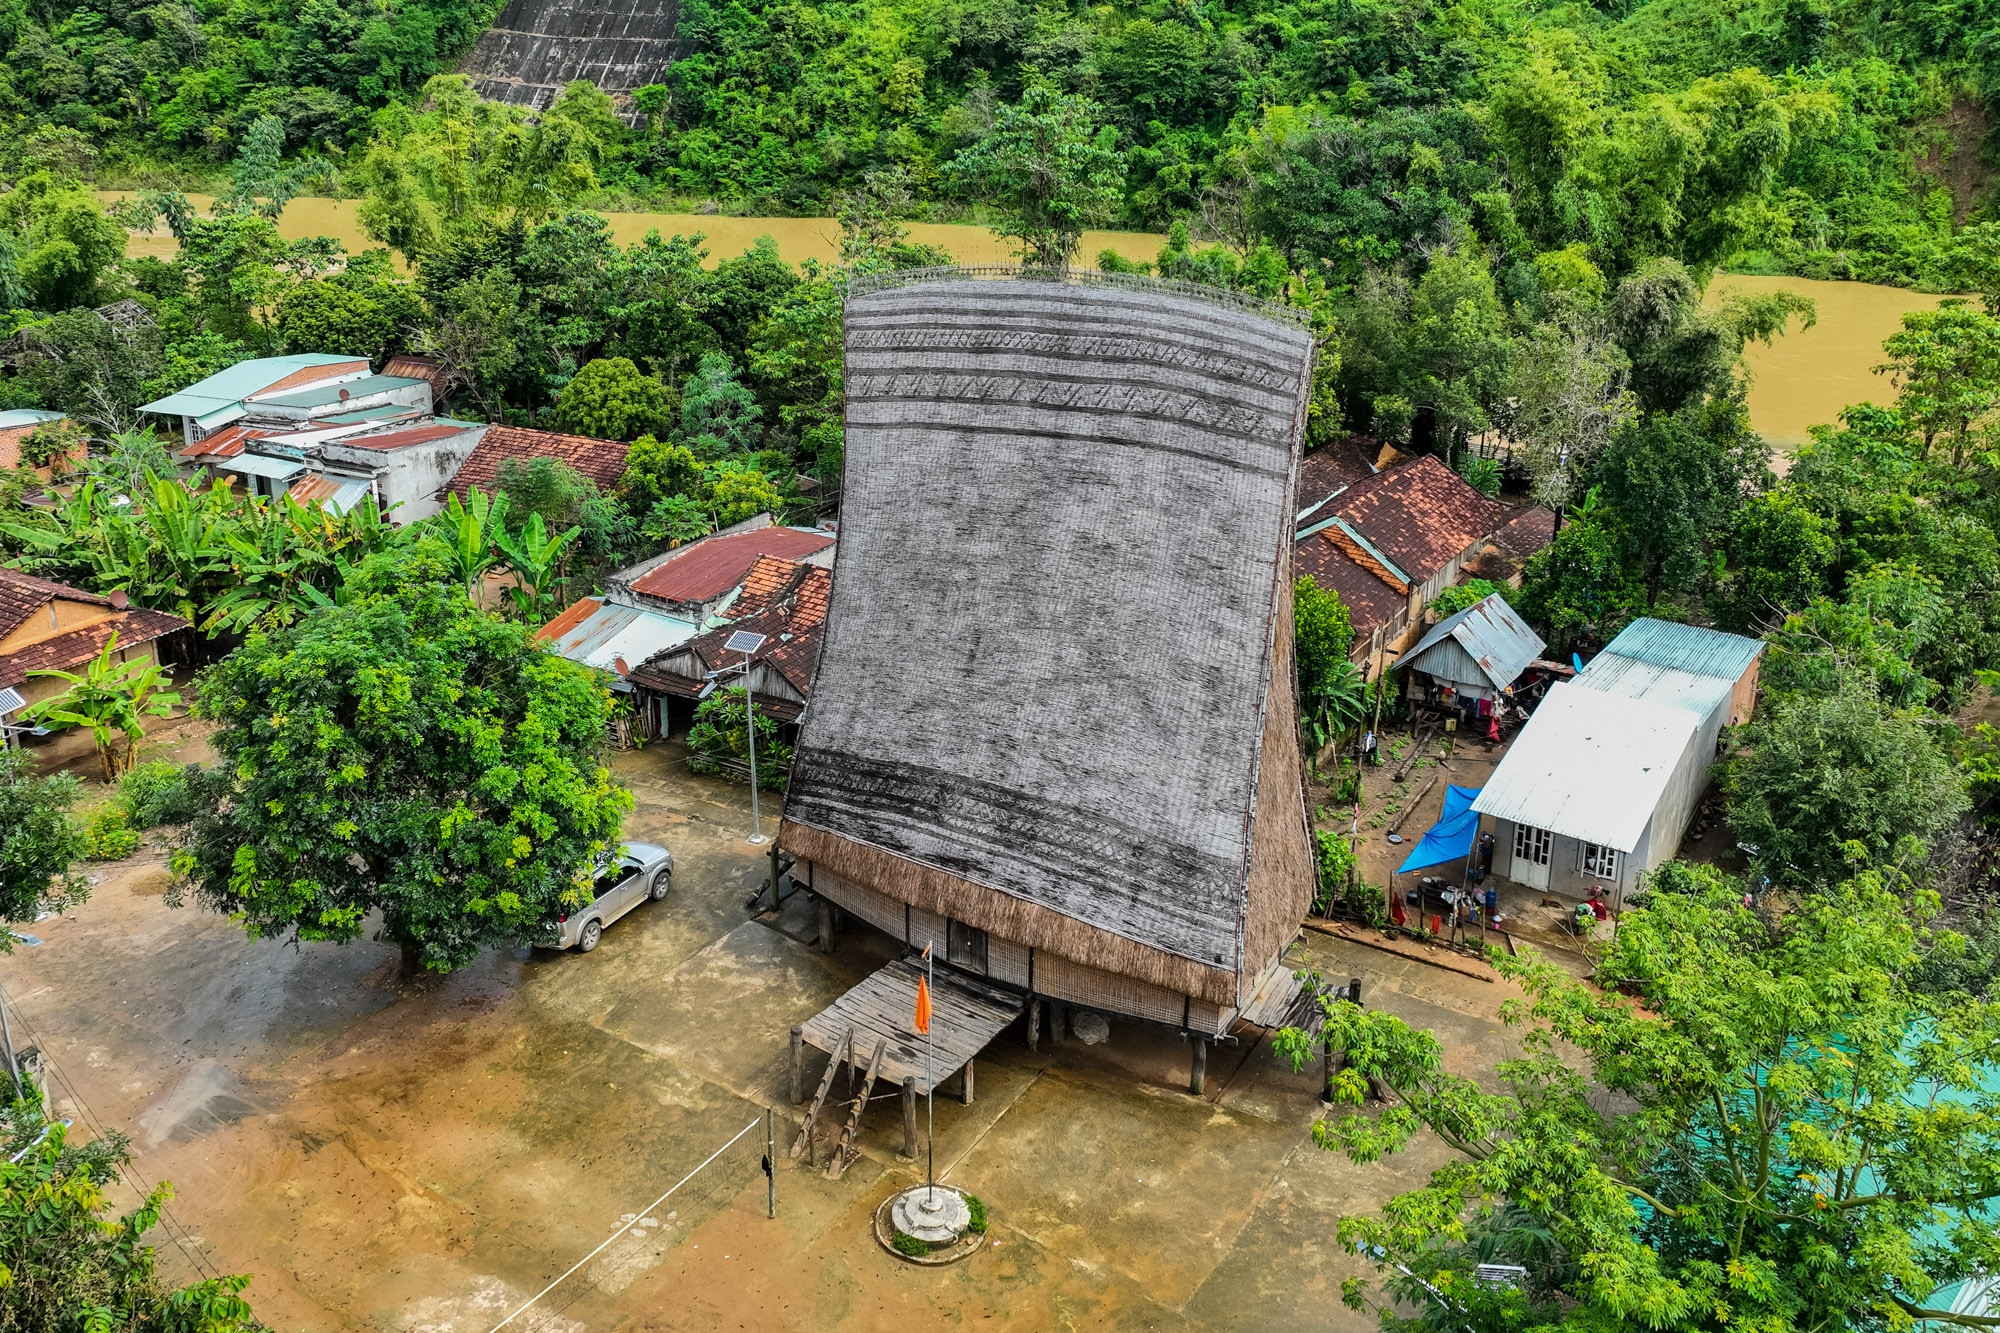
724,630 -> 767,655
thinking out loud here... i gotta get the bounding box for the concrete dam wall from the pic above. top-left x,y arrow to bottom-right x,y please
458,0 -> 680,111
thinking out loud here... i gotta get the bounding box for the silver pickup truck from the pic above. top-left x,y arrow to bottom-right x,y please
536,842 -> 674,953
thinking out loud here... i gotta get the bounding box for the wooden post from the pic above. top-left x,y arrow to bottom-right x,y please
1052,1004 -> 1067,1043
900,1076 -> 918,1160
789,1026 -> 804,1104
1026,999 -> 1041,1052
817,898 -> 834,954
962,1058 -> 975,1106
1348,977 -> 1362,1006
1190,1036 -> 1208,1096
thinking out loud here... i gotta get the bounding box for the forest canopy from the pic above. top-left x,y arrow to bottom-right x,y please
0,0 -> 1995,290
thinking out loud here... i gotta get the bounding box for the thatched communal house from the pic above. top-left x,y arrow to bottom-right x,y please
779,274 -> 1317,1107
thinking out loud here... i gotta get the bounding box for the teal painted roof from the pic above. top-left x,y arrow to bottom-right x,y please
0,409 -> 64,430
1596,618 -> 1763,681
257,374 -> 422,409
138,354 -> 364,417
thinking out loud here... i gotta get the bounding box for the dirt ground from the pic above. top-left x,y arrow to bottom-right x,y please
6,740 -> 1535,1332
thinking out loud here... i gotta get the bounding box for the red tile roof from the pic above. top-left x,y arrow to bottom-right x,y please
1294,534 -> 1406,643
446,425 -> 630,499
629,527 -> 835,605
0,567 -> 114,640
0,606 -> 187,689
1490,505 -> 1557,560
1329,456 -> 1510,583
1296,438 -> 1380,510
630,561 -> 831,709
335,423 -> 474,452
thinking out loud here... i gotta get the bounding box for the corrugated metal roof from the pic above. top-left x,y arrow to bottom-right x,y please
288,475 -> 374,514
630,527 -> 836,603
1597,618 -> 1763,680
1472,683 -> 1701,851
321,404 -> 421,425
216,453 -> 309,480
332,423 -> 475,451
539,599 -> 697,672
1572,653 -> 1734,718
138,355 -> 364,417
1403,593 -> 1544,690
0,410 -> 63,430
256,374 -> 424,409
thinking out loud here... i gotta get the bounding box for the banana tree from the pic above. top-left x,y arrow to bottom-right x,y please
1305,656 -> 1369,752
435,488 -> 509,599
492,512 -> 581,619
24,632 -> 182,782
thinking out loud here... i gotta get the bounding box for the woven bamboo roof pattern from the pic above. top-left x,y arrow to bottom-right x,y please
459,0 -> 682,110
786,280 -> 1314,971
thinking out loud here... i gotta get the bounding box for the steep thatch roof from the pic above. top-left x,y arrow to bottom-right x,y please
782,277 -> 1315,992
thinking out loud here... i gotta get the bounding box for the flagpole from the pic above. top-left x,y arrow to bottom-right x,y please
926,942 -> 936,1203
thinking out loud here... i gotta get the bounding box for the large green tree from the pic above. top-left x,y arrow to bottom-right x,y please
1278,862 -> 2000,1331
0,748 -> 87,939
173,543 -> 633,976
0,1118 -> 262,1333
944,87 -> 1127,270
1724,673 -> 1966,886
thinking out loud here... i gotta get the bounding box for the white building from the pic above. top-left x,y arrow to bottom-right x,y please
1473,619 -> 1763,909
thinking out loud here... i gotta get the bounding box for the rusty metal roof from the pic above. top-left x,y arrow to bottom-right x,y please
1402,593 -> 1545,691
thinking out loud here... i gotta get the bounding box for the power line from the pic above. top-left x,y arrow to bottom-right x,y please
488,1115 -> 766,1333
1,980 -> 224,1284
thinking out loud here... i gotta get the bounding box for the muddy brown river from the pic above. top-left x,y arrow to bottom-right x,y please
99,192 -> 1167,270
1708,273 -> 1948,447
101,196 -> 1949,447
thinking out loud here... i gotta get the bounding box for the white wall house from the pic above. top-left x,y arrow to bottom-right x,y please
1473,619 -> 1763,910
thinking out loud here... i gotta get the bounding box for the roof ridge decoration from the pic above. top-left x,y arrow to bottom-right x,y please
844,265 -> 1312,327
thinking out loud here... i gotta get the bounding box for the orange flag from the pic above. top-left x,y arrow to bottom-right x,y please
914,975 -> 932,1035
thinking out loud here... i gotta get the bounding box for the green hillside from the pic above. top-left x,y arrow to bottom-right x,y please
1,0 -> 1994,286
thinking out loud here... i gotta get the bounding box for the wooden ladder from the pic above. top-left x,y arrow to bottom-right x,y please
789,1028 -> 851,1168
825,1037 -> 886,1181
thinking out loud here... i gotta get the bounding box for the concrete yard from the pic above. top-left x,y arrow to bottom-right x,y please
5,742 -> 1531,1331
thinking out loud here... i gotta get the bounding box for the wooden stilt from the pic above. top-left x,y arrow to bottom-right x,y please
817,898 -> 834,954
1026,999 -> 1041,1052
962,1058 -> 975,1106
1052,1004 -> 1067,1043
789,1025 -> 804,1104
1190,1036 -> 1208,1096
900,1076 -> 918,1161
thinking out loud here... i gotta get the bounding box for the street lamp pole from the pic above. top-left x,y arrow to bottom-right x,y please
743,646 -> 764,845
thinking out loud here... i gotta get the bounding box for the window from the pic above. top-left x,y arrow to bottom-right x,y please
1581,843 -> 1620,880
1513,825 -> 1551,866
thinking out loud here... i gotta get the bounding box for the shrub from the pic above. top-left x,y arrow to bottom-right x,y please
891,1231 -> 931,1256
1456,453 -> 1503,497
1312,829 -> 1357,914
686,685 -> 791,790
118,761 -> 199,829
83,807 -> 138,860
965,1194 -> 988,1234
1429,578 -> 1501,619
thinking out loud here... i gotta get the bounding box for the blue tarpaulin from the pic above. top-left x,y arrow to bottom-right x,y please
1397,785 -> 1485,874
